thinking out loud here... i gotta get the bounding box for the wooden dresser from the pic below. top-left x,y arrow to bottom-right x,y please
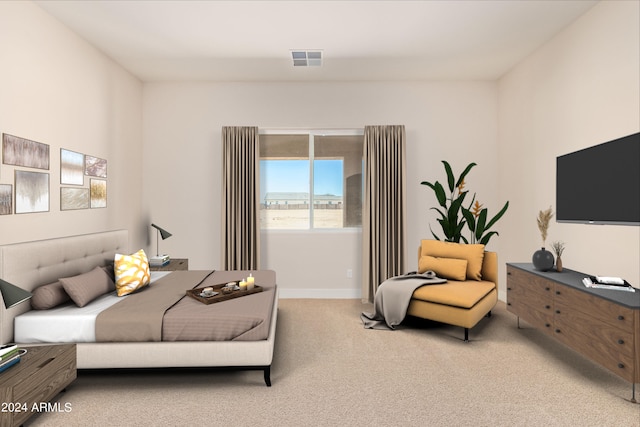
506,263 -> 640,402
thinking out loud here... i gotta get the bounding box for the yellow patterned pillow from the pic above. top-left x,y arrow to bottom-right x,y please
114,249 -> 151,296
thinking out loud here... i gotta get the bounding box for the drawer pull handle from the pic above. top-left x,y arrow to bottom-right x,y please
618,339 -> 625,345
545,305 -> 551,309
507,302 -> 511,306
555,329 -> 561,334
555,310 -> 560,314
618,363 -> 625,369
507,287 -> 512,291
555,291 -> 561,295
37,358 -> 55,369
617,315 -> 624,321
545,323 -> 551,328
545,287 -> 550,291
507,272 -> 512,275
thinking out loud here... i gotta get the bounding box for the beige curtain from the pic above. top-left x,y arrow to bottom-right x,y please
222,126 -> 260,270
362,125 -> 407,302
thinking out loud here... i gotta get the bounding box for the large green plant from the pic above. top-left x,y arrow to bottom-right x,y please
421,161 -> 509,245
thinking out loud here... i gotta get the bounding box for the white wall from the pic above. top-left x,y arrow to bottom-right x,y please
0,2 -> 144,249
498,0 -> 640,294
4,1 -> 636,301
142,82 -> 499,297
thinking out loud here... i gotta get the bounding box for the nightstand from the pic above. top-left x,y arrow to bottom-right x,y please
150,258 -> 189,271
0,344 -> 76,427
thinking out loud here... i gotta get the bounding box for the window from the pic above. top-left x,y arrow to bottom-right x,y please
260,130 -> 364,230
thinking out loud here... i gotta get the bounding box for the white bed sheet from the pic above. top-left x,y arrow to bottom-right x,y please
15,272 -> 171,343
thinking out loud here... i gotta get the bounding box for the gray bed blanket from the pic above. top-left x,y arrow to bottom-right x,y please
361,271 -> 447,330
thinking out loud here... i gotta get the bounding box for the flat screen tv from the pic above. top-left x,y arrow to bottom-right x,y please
556,132 -> 640,226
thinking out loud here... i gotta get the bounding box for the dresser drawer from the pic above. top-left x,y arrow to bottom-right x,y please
554,301 -> 634,358
553,311 -> 635,383
507,266 -> 555,298
554,284 -> 635,332
508,299 -> 554,334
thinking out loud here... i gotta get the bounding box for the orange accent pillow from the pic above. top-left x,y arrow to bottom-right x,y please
418,256 -> 468,281
420,240 -> 485,280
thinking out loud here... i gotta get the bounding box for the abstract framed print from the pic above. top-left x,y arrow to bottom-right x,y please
85,155 -> 107,178
2,134 -> 50,170
90,179 -> 107,208
15,170 -> 49,213
0,184 -> 12,215
61,148 -> 85,185
61,187 -> 90,210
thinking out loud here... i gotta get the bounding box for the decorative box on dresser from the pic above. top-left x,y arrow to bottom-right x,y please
506,263 -> 640,403
0,344 -> 76,427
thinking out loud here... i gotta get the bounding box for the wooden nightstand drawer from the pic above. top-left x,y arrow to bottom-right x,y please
0,344 -> 76,427
150,258 -> 188,271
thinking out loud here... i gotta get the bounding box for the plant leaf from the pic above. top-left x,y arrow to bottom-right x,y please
462,208 -> 476,232
455,162 -> 477,188
480,231 -> 498,245
475,209 -> 488,240
442,161 -> 455,193
484,201 -> 509,231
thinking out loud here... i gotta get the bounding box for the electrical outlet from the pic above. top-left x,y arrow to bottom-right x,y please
347,269 -> 353,278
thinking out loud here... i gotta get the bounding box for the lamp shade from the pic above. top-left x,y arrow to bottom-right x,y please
0,278 -> 32,309
151,223 -> 172,240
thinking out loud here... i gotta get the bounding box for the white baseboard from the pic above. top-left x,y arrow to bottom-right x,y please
278,288 -> 362,299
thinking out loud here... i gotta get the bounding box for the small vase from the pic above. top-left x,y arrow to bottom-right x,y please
556,256 -> 563,272
532,247 -> 555,271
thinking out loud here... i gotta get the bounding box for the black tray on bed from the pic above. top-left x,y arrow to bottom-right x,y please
186,283 -> 263,305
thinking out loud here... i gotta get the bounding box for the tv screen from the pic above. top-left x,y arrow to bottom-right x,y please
556,132 -> 640,226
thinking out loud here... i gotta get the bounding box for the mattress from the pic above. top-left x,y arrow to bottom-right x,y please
14,272 -> 171,343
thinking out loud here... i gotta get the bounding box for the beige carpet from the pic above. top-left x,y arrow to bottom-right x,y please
26,300 -> 639,426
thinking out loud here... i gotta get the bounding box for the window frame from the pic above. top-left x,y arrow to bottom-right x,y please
259,128 -> 364,231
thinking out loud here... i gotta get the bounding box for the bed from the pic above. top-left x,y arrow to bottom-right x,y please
0,230 -> 278,386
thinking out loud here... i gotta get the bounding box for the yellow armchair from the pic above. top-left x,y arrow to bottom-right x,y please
407,240 -> 498,342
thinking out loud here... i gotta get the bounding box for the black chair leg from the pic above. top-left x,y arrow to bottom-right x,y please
464,328 -> 469,342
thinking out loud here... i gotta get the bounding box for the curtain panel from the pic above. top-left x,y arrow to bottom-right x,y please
221,126 -> 260,270
362,125 -> 407,303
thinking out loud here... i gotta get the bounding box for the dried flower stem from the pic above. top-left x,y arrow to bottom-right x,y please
551,241 -> 565,257
537,206 -> 554,247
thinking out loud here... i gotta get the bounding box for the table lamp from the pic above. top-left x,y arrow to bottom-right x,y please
150,223 -> 172,266
0,278 -> 32,309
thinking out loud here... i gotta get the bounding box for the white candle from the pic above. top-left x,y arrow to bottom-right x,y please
247,274 -> 255,289
239,281 -> 247,291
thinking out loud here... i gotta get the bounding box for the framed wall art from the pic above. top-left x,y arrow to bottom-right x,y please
2,133 -> 50,170
85,155 -> 107,178
61,187 -> 90,210
15,170 -> 49,213
90,179 -> 107,208
0,184 -> 12,215
61,148 -> 85,185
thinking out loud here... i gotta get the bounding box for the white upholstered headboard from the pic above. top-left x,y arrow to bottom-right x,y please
0,230 -> 128,344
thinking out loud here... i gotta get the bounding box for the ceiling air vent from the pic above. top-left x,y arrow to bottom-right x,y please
291,50 -> 322,67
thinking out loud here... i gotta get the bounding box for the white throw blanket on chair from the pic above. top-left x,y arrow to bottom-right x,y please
361,271 -> 447,330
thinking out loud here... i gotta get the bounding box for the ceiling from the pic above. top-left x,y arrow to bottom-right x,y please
34,0 -> 599,82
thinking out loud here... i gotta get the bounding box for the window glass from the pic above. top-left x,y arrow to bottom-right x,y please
260,131 -> 363,230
